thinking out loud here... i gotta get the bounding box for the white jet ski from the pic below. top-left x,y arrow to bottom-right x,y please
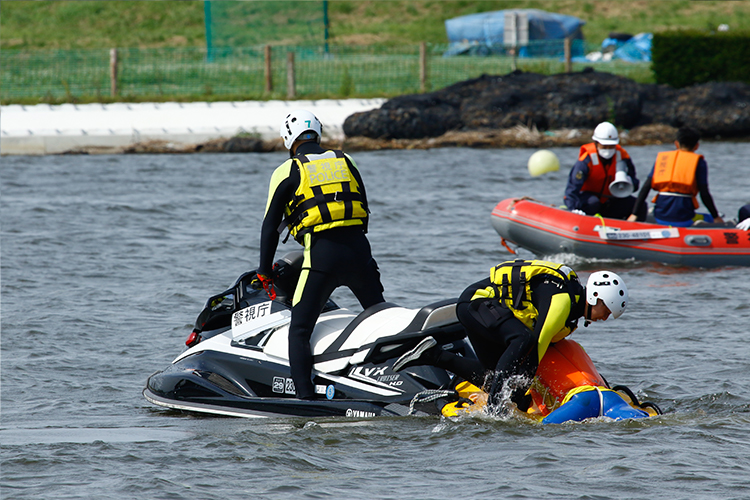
143,252 -> 472,419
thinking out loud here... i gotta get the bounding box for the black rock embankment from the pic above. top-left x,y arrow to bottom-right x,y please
343,69 -> 750,143
99,69 -> 749,154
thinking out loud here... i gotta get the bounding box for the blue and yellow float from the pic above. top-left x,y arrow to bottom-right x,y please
442,339 -> 661,423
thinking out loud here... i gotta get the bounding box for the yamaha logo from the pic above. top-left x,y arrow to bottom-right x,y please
346,409 -> 376,418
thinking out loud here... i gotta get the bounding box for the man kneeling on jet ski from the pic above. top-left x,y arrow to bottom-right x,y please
394,260 -> 628,412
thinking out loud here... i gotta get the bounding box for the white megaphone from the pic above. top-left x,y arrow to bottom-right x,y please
609,165 -> 634,198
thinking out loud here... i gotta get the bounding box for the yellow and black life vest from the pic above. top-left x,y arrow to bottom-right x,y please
651,150 -> 701,209
471,259 -> 581,333
279,150 -> 368,243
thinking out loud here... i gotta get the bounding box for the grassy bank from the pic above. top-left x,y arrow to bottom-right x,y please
3,0 -> 749,50
0,44 -> 652,105
1,1 -> 745,105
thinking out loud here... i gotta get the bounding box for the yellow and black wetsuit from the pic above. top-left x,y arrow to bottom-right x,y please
259,142 -> 384,399
424,260 -> 585,407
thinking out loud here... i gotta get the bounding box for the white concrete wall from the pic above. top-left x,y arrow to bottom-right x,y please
1,99 -> 385,155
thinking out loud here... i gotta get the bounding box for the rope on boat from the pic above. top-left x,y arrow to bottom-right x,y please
509,196 -> 554,210
501,238 -> 518,255
408,390 -> 457,416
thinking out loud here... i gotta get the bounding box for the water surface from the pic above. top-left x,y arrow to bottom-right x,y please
2,144 -> 750,499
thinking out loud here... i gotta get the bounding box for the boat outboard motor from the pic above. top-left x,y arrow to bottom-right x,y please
609,162 -> 634,198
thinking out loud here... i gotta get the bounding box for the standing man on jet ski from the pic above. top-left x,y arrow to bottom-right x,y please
564,122 -> 646,220
394,260 -> 627,409
255,110 -> 385,400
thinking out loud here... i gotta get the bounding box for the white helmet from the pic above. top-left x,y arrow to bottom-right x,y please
280,110 -> 322,150
592,121 -> 619,145
586,271 -> 628,319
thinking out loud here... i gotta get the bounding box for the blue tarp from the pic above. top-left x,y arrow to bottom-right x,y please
445,9 -> 584,46
613,33 -> 652,62
579,32 -> 652,63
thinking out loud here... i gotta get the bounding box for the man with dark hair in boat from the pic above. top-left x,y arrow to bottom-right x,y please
737,204 -> 750,230
255,109 -> 385,400
393,260 -> 628,410
626,126 -> 724,226
564,121 -> 646,220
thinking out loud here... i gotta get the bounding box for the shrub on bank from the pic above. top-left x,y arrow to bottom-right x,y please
652,31 -> 750,88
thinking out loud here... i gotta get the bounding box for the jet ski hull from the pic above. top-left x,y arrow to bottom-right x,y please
143,387 -> 407,419
143,337 -> 459,419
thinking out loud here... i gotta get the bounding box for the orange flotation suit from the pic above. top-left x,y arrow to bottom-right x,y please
651,150 -> 701,209
579,143 -> 631,203
443,338 -> 608,418
441,337 -> 661,420
528,338 -> 607,416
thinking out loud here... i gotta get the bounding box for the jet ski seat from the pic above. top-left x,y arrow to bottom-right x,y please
406,298 -> 458,332
361,299 -> 467,365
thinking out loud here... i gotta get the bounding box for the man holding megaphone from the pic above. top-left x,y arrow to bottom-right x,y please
564,122 -> 646,220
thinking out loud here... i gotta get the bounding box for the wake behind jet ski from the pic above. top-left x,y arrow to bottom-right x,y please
144,251 -> 474,418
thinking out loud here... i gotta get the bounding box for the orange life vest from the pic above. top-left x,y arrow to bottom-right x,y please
579,143 -> 631,202
529,338 -> 607,415
651,150 -> 701,209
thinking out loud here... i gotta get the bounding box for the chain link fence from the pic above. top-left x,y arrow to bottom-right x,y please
1,41 -> 652,103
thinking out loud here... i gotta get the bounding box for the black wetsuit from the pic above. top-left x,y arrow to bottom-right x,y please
259,141 -> 385,399
425,275 -> 585,406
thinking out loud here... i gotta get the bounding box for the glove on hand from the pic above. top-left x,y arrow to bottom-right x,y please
571,209 -> 586,216
737,218 -> 750,231
252,272 -> 277,300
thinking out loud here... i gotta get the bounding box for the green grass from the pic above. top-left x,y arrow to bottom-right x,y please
0,0 -> 740,104
329,1 -> 750,46
1,44 -> 653,105
1,1 -> 206,49
3,0 -> 749,50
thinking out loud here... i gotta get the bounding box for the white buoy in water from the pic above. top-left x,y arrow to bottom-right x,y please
528,150 -> 560,177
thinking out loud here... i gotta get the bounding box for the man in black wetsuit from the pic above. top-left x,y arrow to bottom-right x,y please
394,260 -> 628,409
256,109 -> 385,399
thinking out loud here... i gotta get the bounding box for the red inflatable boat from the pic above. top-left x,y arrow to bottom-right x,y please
491,197 -> 750,267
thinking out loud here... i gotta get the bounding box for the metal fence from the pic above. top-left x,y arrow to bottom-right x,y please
1,41 -> 652,102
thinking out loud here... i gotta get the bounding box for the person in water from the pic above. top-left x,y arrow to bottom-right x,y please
394,260 -> 628,409
626,126 -> 724,226
564,121 -> 646,220
255,109 -> 385,399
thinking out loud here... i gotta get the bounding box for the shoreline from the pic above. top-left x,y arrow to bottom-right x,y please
82,123 -> 747,155
0,99 -> 386,155
4,99 -> 749,156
